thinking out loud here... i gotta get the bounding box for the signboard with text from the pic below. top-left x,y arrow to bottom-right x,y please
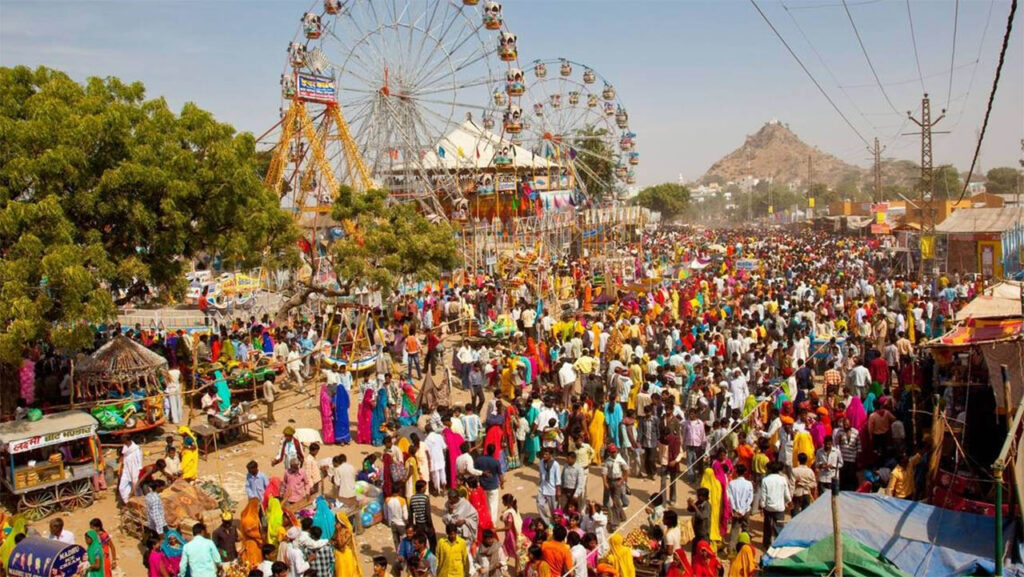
6,425 -> 96,454
296,73 -> 337,103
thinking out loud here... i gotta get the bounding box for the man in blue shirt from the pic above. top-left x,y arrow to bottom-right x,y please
395,525 -> 417,574
245,461 -> 270,502
179,522 -> 221,577
474,444 -> 504,522
536,448 -> 561,525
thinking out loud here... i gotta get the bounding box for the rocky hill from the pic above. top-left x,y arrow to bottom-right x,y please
701,121 -> 866,188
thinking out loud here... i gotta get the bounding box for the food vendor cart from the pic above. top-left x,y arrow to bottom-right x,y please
0,411 -> 100,520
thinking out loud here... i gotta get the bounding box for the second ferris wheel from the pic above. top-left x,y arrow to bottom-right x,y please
518,58 -> 639,201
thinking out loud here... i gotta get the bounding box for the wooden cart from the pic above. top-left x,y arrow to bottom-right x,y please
0,411 -> 100,520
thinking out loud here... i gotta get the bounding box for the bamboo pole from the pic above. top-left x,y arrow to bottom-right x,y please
832,476 -> 843,577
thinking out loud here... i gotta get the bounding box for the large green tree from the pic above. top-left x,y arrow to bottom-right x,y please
571,125 -> 616,201
632,182 -> 691,219
928,165 -> 962,199
276,187 -> 461,320
0,66 -> 298,362
985,167 -> 1022,195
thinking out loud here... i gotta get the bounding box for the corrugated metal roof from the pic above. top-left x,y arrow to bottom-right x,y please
935,206 -> 1024,234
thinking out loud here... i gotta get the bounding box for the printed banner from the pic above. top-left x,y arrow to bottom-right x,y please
296,73 -> 337,103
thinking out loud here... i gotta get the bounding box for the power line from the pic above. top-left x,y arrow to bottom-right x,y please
946,0 -> 961,110
840,0 -> 903,116
906,0 -> 926,94
955,0 -> 1017,204
749,0 -> 870,146
781,0 -> 881,131
949,0 -> 997,132
838,60 -> 977,89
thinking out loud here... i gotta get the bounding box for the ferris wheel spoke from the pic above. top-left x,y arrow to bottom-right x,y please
407,0 -> 448,79
418,40 -> 492,91
409,6 -> 465,86
412,74 -> 495,98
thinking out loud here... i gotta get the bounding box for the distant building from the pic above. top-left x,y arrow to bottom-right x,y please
935,206 -> 1024,277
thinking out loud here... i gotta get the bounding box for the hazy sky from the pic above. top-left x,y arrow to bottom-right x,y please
1,0 -> 1021,188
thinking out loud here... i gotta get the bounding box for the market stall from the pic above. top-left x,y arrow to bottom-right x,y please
0,410 -> 100,520
74,336 -> 168,436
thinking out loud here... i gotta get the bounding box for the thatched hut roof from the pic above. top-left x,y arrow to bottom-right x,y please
77,336 -> 168,383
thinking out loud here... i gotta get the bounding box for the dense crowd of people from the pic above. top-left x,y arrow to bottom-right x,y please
0,225 -> 989,577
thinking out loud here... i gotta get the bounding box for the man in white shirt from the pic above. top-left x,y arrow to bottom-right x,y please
424,425 -> 448,494
759,461 -> 792,550
331,454 -> 356,499
455,442 -> 483,478
286,349 -> 304,393
727,464 -> 754,551
813,436 -> 844,494
569,532 -> 588,577
48,519 -> 74,544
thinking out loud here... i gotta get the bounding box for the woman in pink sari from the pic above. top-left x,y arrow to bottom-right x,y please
441,417 -> 465,487
356,389 -> 375,445
846,396 -> 867,431
319,384 -> 335,444
711,449 -> 733,534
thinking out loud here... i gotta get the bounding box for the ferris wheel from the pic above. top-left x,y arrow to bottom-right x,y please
261,0 -> 524,221
517,58 -> 638,200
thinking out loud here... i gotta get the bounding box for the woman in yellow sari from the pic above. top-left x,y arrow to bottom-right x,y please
699,468 -> 723,547
265,497 -> 285,548
0,515 -> 27,569
177,426 -> 198,481
588,405 -> 606,465
602,534 -> 636,577
238,498 -> 263,567
334,511 -> 360,577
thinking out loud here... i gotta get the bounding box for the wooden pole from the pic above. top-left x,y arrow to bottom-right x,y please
831,477 -> 843,577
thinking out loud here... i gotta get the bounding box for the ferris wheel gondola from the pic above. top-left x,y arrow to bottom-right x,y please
518,58 -> 638,201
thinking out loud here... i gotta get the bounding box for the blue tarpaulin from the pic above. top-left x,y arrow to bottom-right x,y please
765,492 -> 1021,577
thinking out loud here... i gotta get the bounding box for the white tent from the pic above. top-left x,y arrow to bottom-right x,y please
388,119 -> 556,172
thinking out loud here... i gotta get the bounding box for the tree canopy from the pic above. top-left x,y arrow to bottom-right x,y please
330,187 -> 460,295
985,167 -> 1021,196
632,182 -> 691,219
0,65 -> 298,363
275,187 -> 462,320
572,125 -> 615,201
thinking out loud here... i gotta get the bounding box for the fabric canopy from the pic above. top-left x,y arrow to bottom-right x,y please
765,534 -> 910,577
928,317 -> 1023,347
764,492 -> 1021,577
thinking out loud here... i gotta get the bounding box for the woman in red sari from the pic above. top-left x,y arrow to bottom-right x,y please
466,477 -> 494,543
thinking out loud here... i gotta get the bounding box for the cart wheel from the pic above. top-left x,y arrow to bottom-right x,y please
20,490 -> 55,521
59,480 -> 94,509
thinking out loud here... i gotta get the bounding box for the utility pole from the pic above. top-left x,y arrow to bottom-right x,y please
905,93 -> 948,281
869,137 -> 885,203
807,154 -> 814,219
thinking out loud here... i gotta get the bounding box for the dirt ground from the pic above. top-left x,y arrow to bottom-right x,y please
29,370 -> 756,576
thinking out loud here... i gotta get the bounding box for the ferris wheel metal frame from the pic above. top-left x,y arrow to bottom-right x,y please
517,57 -> 638,201
260,0 -> 526,223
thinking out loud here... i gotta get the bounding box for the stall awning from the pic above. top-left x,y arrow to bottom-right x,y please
926,317 -> 1023,348
0,411 -> 98,454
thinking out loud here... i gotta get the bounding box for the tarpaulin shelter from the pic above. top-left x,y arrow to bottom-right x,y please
764,493 -> 1022,577
764,534 -> 910,577
954,281 -> 1023,321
